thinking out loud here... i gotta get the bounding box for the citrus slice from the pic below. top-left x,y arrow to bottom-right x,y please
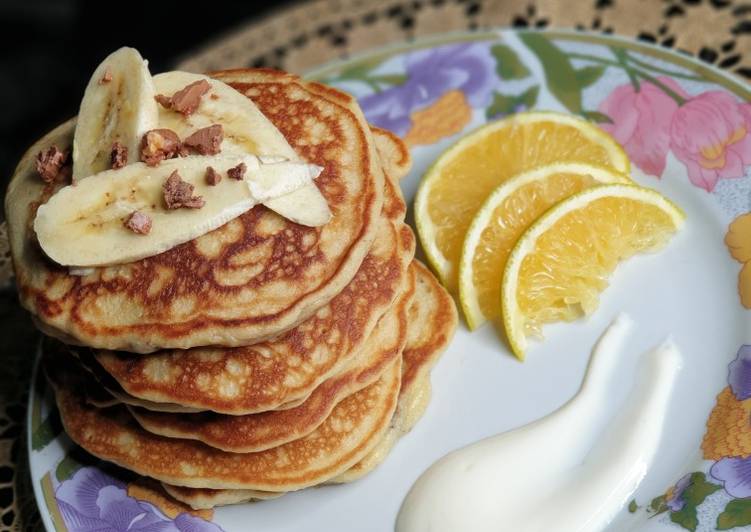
501,184 -> 684,360
458,162 -> 631,330
414,111 -> 630,293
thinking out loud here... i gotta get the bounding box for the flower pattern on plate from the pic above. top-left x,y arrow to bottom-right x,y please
598,77 -> 686,177
599,78 -> 751,192
725,213 -> 751,309
30,31 -> 751,532
358,42 -> 497,139
55,467 -> 223,532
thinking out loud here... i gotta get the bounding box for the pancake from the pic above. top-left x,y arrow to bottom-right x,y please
129,267 -> 415,452
211,71 -> 411,181
46,353 -> 402,491
91,176 -> 413,415
7,69 -> 384,353
161,263 -> 457,508
162,485 -> 282,509
371,126 -> 411,181
125,478 -> 217,521
332,260 -> 457,482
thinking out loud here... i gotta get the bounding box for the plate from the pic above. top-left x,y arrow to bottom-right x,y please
28,29 -> 751,532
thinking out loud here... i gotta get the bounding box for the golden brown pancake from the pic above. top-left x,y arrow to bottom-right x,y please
7,69 -> 384,353
162,485 -> 282,509
129,268 -> 415,452
47,353 -> 402,491
332,260 -> 457,482
371,126 -> 412,181
126,478 -> 216,521
161,263 -> 457,508
91,176 -> 413,415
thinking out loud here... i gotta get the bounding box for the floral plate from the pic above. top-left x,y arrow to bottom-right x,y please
28,29 -> 751,532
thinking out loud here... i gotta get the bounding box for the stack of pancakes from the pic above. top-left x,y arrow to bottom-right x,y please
6,70 -> 457,509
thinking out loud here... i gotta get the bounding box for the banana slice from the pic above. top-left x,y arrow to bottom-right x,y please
73,47 -> 159,182
35,155 -> 322,267
153,71 -> 331,226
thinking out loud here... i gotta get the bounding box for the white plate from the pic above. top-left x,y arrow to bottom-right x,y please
30,29 -> 751,532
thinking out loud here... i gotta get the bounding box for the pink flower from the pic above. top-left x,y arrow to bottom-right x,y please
598,77 -> 688,177
670,91 -> 751,192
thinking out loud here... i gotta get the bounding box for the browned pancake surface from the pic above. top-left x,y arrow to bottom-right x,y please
334,260 -> 458,482
162,262 -> 458,507
130,268 -> 415,452
92,175 -> 413,414
370,126 -> 412,181
47,354 -> 402,491
7,69 -> 384,353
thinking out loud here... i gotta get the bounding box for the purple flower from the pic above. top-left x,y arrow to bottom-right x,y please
358,42 -> 498,136
728,345 -> 751,400
665,474 -> 692,512
55,467 -> 223,532
711,456 -> 751,498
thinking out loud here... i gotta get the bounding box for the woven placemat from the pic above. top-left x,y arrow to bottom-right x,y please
4,0 -> 751,530
176,0 -> 751,79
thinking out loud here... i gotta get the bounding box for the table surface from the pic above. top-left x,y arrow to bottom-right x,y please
3,0 -> 751,530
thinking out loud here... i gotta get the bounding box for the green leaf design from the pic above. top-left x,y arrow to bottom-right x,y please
486,85 -> 539,119
718,498 -> 751,529
31,409 -> 62,451
649,494 -> 669,515
337,56 -> 386,80
671,507 -> 699,531
490,44 -> 530,80
582,110 -> 613,124
683,473 -> 722,505
519,32 -> 583,114
55,454 -> 83,482
575,65 -> 607,88
628,500 -> 639,513
669,473 -> 722,531
324,59 -> 406,92
370,74 -> 408,86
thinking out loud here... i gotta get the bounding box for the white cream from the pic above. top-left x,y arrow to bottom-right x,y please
396,315 -> 682,532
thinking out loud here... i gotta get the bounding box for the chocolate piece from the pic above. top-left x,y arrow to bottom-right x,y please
155,79 -> 210,116
154,94 -> 172,108
163,171 -> 204,209
205,166 -> 221,186
124,211 -> 152,234
110,142 -> 128,169
99,68 -> 112,84
183,124 -> 223,155
36,145 -> 69,183
227,162 -> 247,180
140,129 -> 181,166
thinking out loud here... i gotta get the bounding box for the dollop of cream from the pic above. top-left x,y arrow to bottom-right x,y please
396,314 -> 682,532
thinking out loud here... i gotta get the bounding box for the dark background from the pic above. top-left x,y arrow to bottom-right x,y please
0,0 -> 292,206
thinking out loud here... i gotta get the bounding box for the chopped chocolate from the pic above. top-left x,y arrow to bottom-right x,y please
205,166 -> 221,186
163,170 -> 205,209
99,67 -> 112,84
154,94 -> 172,108
183,124 -> 223,155
35,145 -> 69,183
155,79 -> 210,116
227,162 -> 247,180
110,142 -> 128,169
124,211 -> 152,234
140,129 -> 181,166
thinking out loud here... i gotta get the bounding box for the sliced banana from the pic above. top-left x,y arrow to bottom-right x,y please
73,47 -> 159,182
35,155 -> 322,268
153,71 -> 331,226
